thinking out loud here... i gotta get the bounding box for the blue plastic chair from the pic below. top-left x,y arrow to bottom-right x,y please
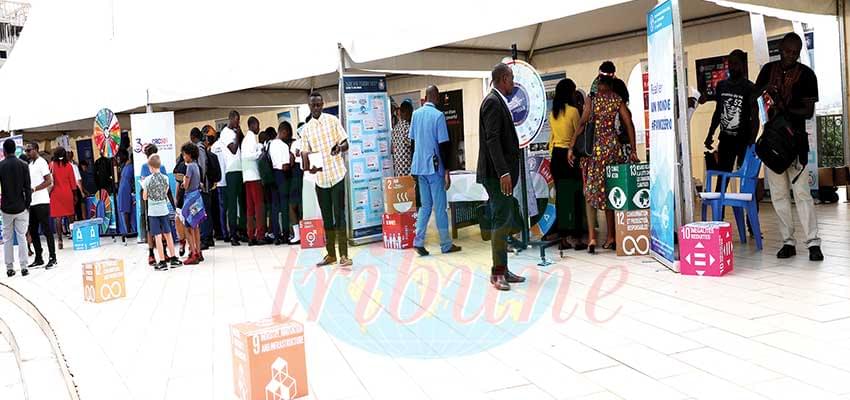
699,145 -> 763,250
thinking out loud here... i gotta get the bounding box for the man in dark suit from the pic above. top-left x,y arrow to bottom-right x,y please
477,63 -> 526,291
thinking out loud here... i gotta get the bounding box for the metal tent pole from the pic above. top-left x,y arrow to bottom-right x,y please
511,44 -> 531,249
671,0 -> 694,271
838,0 -> 850,201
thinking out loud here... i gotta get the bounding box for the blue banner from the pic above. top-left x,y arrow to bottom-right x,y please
647,0 -> 677,265
343,76 -> 394,240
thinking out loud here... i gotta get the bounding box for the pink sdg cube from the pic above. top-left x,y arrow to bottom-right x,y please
679,222 -> 734,277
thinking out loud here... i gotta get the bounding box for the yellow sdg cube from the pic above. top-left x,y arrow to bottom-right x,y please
82,259 -> 126,303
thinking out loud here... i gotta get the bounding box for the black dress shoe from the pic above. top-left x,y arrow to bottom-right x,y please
490,275 -> 510,291
505,270 -> 526,283
809,246 -> 824,261
200,242 -> 210,251
6,269 -> 15,277
274,238 -> 285,246
230,238 -> 241,246
777,245 -> 796,259
248,240 -> 259,247
443,244 -> 462,254
414,247 -> 430,256
21,268 -> 28,277
27,259 -> 44,269
574,242 -> 588,251
44,259 -> 57,270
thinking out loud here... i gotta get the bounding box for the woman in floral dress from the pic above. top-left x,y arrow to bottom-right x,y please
571,76 -> 637,253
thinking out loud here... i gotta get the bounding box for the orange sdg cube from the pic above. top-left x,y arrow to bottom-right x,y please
231,317 -> 308,400
82,259 -> 126,303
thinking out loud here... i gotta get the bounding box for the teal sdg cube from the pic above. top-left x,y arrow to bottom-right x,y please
605,163 -> 650,211
72,218 -> 103,250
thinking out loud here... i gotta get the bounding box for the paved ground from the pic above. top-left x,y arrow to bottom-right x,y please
1,198 -> 850,400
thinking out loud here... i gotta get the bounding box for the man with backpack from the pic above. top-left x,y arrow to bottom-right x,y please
755,32 -> 822,262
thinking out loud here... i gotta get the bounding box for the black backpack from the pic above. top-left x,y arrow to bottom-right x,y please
205,151 -> 222,185
258,144 -> 276,185
756,114 -> 797,175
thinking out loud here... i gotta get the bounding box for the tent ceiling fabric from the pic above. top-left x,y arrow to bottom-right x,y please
710,0 -> 836,16
0,0 -> 838,132
446,0 -> 728,52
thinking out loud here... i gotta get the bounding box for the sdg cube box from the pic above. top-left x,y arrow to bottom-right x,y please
299,219 -> 326,250
71,218 -> 103,250
382,211 -> 417,249
605,163 -> 650,211
383,176 -> 417,214
82,259 -> 126,303
230,317 -> 308,400
615,209 -> 650,256
679,222 -> 734,277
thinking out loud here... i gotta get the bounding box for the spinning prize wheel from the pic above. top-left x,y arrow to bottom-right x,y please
87,190 -> 116,234
94,108 -> 121,158
503,59 -> 547,149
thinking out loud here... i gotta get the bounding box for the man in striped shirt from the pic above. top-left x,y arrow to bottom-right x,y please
301,92 -> 352,267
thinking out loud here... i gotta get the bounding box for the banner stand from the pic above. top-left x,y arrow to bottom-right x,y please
648,0 -> 687,272
338,46 -> 392,246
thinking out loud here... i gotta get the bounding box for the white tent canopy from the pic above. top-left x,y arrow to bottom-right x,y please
0,0 -> 839,132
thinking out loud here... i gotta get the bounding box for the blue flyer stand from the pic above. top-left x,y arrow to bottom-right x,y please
72,218 -> 103,250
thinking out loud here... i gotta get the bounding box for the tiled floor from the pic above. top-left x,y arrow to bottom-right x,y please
1,197 -> 849,400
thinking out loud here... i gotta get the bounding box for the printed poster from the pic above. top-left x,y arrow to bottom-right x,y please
439,89 -> 465,170
129,112 -> 178,239
695,53 -> 748,101
277,110 -> 293,128
343,76 -> 394,241
0,134 -> 23,161
647,0 -> 678,265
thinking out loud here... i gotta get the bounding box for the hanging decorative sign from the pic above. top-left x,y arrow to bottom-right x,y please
94,108 -> 121,158
503,59 -> 547,148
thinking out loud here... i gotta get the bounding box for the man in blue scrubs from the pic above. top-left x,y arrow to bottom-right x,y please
409,85 -> 462,256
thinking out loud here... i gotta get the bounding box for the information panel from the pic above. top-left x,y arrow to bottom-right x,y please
343,76 -> 394,241
647,1 -> 677,265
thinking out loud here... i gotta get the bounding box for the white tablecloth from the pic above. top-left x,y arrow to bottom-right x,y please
447,170 -> 548,217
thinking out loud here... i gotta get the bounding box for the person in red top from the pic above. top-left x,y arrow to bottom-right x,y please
49,147 -> 77,249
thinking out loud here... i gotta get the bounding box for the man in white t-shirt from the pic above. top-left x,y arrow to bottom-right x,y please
268,121 -> 293,245
220,110 -> 246,246
24,143 -> 57,269
241,116 -> 265,245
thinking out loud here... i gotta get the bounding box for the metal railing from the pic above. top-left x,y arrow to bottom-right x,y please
817,114 -> 846,168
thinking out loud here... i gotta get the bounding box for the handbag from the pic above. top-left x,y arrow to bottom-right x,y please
477,195 -> 524,241
573,97 -> 596,158
181,189 -> 207,228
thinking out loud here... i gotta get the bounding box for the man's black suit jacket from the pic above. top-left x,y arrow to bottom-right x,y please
476,89 -> 520,187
